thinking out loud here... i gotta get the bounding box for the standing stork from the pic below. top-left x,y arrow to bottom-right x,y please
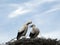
29,24 -> 40,38
17,20 -> 32,40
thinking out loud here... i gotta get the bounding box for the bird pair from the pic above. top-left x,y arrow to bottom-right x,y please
17,21 -> 40,40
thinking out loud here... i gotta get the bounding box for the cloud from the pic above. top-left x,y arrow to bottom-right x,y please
40,8 -> 60,15
31,8 -> 60,25
8,7 -> 31,18
24,0 -> 56,8
8,0 -> 56,18
38,31 -> 60,39
45,0 -> 55,1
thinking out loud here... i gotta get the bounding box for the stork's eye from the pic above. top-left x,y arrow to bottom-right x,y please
30,25 -> 33,27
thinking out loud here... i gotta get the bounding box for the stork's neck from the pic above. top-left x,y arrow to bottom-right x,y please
32,26 -> 36,28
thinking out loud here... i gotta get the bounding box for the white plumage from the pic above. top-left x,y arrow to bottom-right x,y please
17,21 -> 32,40
29,24 -> 40,38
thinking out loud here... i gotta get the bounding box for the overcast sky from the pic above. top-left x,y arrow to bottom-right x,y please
0,0 -> 60,43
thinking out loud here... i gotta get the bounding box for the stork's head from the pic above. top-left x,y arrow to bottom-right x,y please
26,20 -> 32,25
30,24 -> 36,27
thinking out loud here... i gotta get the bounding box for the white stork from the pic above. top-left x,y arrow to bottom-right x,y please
29,24 -> 40,38
17,21 -> 32,40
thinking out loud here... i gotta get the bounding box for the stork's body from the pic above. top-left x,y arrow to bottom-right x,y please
17,21 -> 32,40
29,24 -> 40,38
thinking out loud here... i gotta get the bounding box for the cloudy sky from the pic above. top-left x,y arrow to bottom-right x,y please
0,0 -> 60,43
